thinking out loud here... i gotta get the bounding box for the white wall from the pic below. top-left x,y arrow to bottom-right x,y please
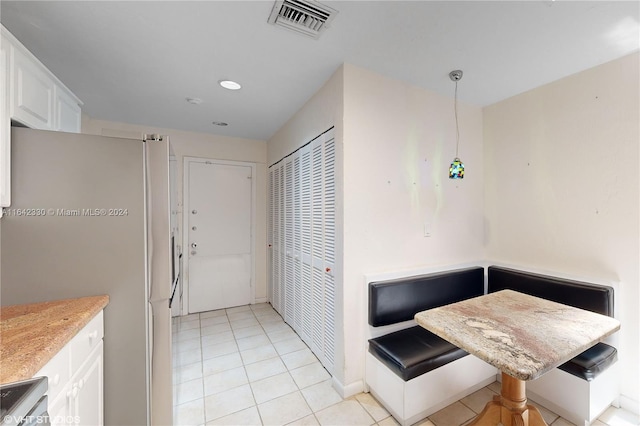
81,116 -> 269,303
483,52 -> 640,409
341,64 -> 485,390
267,66 -> 345,166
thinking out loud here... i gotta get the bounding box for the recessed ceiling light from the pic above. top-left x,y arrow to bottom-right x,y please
212,121 -> 228,126
186,97 -> 203,105
219,80 -> 242,90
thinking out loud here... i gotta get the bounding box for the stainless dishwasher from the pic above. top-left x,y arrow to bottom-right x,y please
0,377 -> 49,426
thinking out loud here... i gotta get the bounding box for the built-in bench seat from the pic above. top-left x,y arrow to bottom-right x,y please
365,267 -> 497,426
368,326 -> 467,381
488,266 -> 619,426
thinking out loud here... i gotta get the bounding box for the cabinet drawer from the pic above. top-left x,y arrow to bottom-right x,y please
70,311 -> 104,372
34,343 -> 70,401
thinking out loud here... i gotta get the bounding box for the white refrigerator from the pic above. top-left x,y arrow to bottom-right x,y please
1,127 -> 173,425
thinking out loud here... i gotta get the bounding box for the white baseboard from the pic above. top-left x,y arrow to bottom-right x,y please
253,297 -> 268,304
619,394 -> 640,416
331,376 -> 363,399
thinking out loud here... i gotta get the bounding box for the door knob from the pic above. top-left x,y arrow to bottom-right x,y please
192,226 -> 197,231
192,210 -> 197,214
191,243 -> 197,248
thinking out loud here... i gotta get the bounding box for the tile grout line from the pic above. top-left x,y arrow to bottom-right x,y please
197,313 -> 206,425
242,308 -> 265,426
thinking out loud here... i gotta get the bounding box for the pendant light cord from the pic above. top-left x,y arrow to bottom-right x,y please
454,80 -> 460,158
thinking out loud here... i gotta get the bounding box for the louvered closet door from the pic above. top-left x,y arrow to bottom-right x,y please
292,153 -> 303,332
310,131 -> 337,372
271,164 -> 282,313
284,157 -> 295,323
268,168 -> 274,308
299,144 -> 313,345
278,162 -> 286,314
323,136 -> 336,367
310,137 -> 325,362
268,128 -> 336,375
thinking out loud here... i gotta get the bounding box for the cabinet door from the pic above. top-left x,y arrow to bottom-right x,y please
10,44 -> 54,130
54,85 -> 81,133
0,33 -> 9,209
71,341 -> 103,426
48,383 -> 71,426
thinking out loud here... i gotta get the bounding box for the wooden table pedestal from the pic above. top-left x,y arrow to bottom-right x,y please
468,373 -> 547,426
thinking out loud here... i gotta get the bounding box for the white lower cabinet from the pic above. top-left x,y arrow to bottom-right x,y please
35,311 -> 104,426
47,383 -> 70,426
72,341 -> 103,426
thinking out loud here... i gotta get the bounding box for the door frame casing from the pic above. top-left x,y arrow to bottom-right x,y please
182,156 -> 257,314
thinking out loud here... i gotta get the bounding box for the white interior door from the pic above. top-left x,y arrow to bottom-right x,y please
187,161 -> 252,313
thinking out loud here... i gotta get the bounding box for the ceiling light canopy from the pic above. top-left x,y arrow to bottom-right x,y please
219,80 -> 242,90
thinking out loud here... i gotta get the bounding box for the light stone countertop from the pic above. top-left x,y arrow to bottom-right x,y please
415,289 -> 620,381
0,295 -> 109,384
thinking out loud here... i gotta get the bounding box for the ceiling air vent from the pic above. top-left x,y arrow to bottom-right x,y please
268,0 -> 338,39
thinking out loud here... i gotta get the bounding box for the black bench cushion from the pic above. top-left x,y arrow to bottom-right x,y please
368,326 -> 468,381
488,265 -> 617,381
558,342 -> 618,381
369,267 -> 484,326
487,266 -> 614,316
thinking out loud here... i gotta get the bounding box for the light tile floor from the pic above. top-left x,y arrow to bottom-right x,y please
172,303 -> 638,426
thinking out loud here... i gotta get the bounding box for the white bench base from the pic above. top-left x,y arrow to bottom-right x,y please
365,352 -> 498,426
522,362 -> 620,426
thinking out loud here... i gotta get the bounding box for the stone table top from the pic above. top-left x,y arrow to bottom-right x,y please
415,289 -> 620,381
0,295 -> 109,384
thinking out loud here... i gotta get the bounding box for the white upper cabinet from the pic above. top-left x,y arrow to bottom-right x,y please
1,31 -> 10,209
10,41 -> 55,130
2,25 -> 82,132
0,24 -> 83,210
55,85 -> 82,132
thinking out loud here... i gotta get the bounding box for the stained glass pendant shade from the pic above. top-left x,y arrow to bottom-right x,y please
449,157 -> 464,179
448,70 -> 464,179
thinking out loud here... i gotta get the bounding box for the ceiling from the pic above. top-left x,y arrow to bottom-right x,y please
1,1 -> 638,141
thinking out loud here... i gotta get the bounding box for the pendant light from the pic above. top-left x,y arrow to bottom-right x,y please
449,70 -> 464,179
